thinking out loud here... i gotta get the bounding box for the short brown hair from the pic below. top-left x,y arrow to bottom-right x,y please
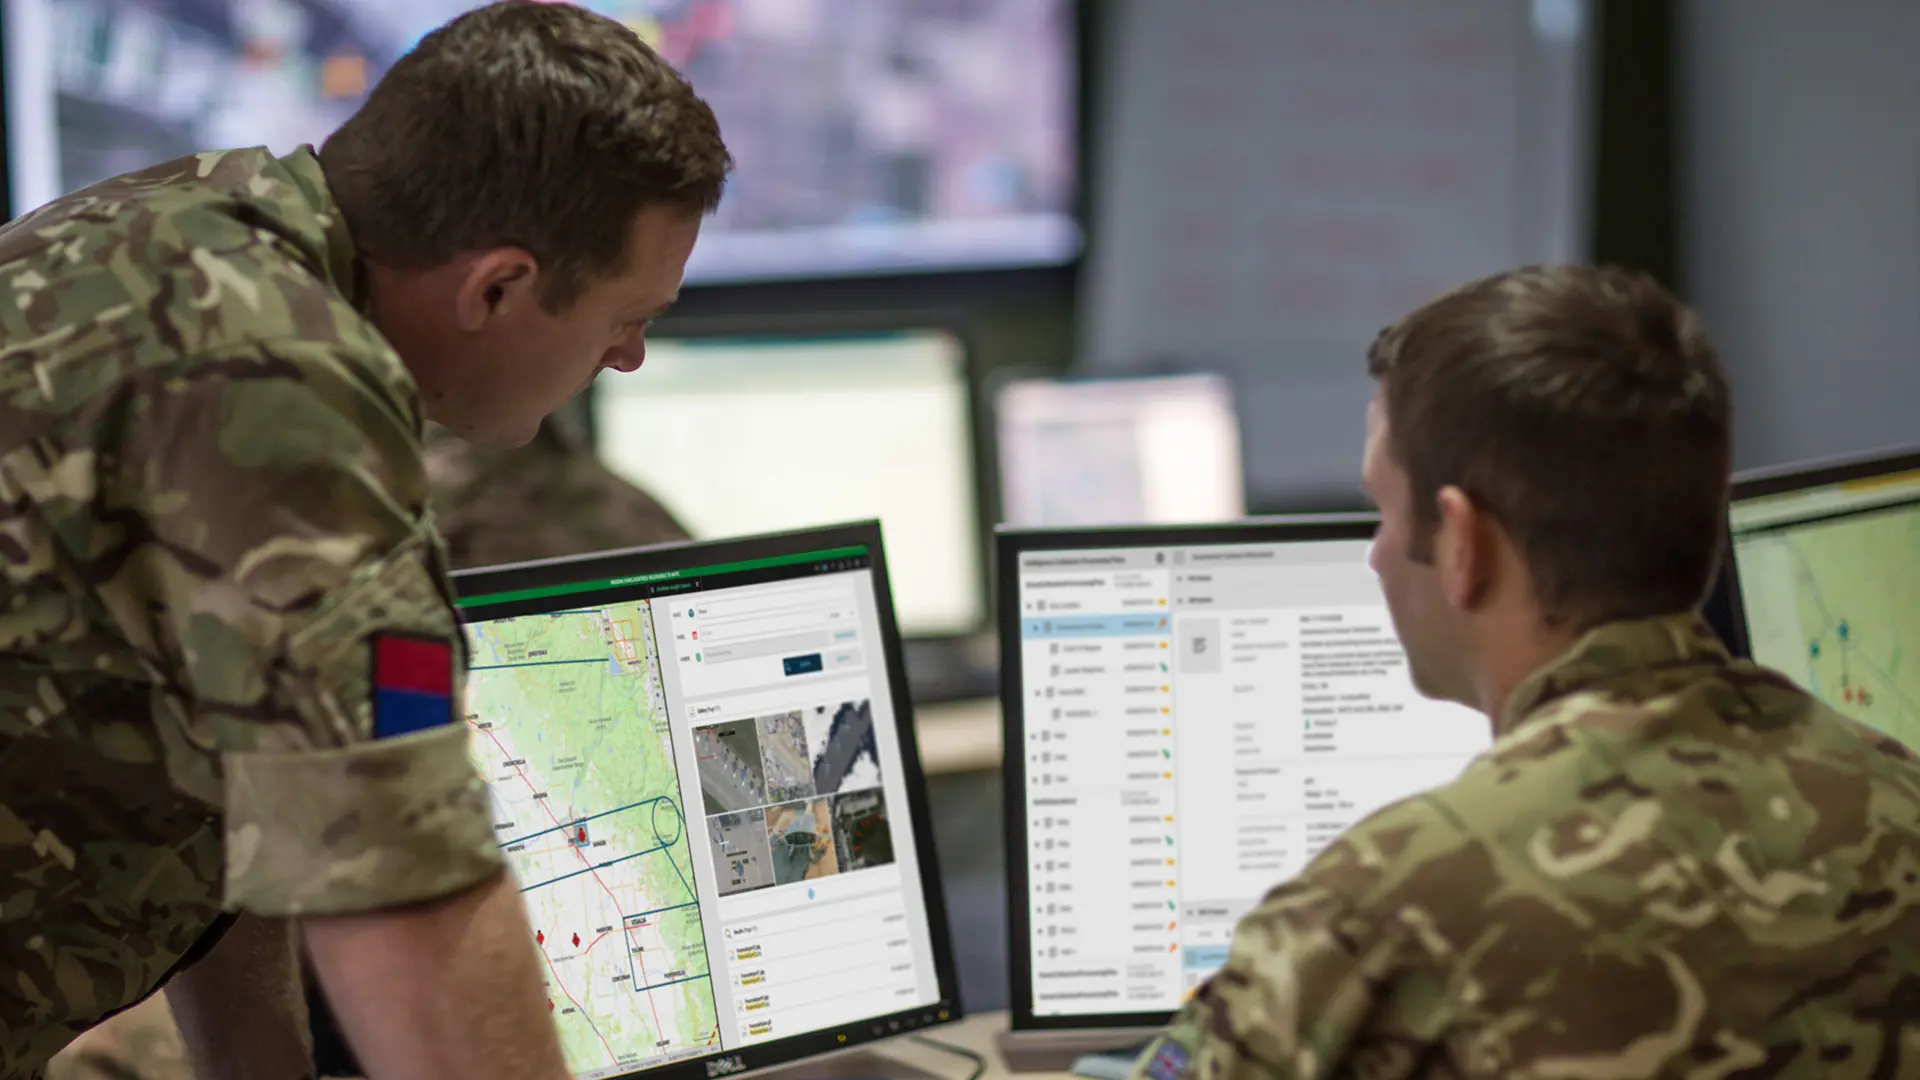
1367,264 -> 1731,628
320,0 -> 731,308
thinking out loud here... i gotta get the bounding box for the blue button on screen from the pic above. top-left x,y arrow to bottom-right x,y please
783,653 -> 824,676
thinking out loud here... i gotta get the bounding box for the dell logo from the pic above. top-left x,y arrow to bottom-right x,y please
706,1055 -> 747,1078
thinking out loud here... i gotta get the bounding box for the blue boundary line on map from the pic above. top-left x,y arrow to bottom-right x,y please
659,847 -> 696,902
517,847 -> 659,893
469,659 -> 608,670
501,798 -> 670,849
634,974 -> 710,995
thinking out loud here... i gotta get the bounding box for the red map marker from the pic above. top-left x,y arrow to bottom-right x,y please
536,930 -> 545,945
573,932 -> 581,948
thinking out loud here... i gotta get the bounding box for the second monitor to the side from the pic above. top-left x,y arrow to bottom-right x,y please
993,371 -> 1246,529
591,329 -> 985,641
997,516 -> 1491,1033
1722,441 -> 1920,751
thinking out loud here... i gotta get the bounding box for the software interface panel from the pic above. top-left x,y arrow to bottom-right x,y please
1730,466 -> 1920,750
1012,537 -> 1489,1017
458,545 -> 939,1078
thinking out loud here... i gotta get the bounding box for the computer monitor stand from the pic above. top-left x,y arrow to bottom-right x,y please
994,1026 -> 1158,1073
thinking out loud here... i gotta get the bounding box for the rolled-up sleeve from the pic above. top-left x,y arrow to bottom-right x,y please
90,337 -> 502,916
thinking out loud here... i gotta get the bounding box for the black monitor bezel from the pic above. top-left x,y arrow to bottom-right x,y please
449,519 -> 964,1079
996,513 -> 1381,1033
1717,441 -> 1920,665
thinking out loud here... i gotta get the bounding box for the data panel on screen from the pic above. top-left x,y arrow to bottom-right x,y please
1010,533 -> 1489,1018
455,544 -> 940,1079
2,0 -> 1078,282
592,331 -> 984,638
1729,466 -> 1920,752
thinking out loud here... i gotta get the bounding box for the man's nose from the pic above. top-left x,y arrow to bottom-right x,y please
604,340 -> 645,373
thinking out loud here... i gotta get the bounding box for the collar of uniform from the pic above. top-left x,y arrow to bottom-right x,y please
276,145 -> 370,316
1497,612 -> 1731,735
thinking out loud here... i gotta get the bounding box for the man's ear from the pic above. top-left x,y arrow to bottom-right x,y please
1432,485 -> 1491,612
451,248 -> 540,332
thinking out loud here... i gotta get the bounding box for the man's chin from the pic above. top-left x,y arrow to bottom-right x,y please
484,420 -> 542,450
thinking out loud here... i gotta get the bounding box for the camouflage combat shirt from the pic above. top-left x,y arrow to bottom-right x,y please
1131,613 -> 1920,1079
422,416 -> 690,570
0,148 -> 502,1076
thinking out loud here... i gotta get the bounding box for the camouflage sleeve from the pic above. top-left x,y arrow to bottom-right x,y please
1126,883 -> 1434,1080
83,337 -> 501,917
1127,797 -> 1472,1080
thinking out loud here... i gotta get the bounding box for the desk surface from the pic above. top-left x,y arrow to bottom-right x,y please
867,1011 -> 1153,1080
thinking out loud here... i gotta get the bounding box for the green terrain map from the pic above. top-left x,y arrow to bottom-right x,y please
1735,503 -> 1920,750
464,603 -> 719,1076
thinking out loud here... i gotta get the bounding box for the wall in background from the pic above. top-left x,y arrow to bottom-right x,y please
1078,0 -> 1596,507
1680,0 -> 1920,471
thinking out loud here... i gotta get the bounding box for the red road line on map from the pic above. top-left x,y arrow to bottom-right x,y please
584,930 -> 614,956
541,943 -> 617,1063
472,721 -> 670,1048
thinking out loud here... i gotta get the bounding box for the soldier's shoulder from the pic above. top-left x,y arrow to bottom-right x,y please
1417,659 -> 1920,876
0,148 -> 383,426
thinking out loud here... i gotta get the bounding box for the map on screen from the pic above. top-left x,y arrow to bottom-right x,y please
1731,474 -> 1920,751
465,603 -> 719,1075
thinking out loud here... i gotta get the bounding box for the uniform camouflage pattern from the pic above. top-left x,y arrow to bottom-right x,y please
423,414 -> 690,570
39,409 -> 693,1079
1131,613 -> 1920,1080
1,147 -> 502,1078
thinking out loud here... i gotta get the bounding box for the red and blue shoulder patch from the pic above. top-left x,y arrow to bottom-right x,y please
370,633 -> 454,738
1143,1039 -> 1190,1080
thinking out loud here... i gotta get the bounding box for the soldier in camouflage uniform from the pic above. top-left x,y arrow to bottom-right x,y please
0,2 -> 730,1077
42,413 -> 692,1079
422,414 -> 691,569
1131,265 -> 1920,1080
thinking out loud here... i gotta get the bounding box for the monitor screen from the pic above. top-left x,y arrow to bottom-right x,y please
997,517 -> 1491,1028
590,330 -> 984,639
993,372 -> 1245,528
1726,446 -> 1920,750
2,0 -> 1081,284
451,522 -> 957,1079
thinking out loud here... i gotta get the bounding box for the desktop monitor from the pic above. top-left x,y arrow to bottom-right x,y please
2,0 -> 1081,284
590,329 -> 985,640
997,517 -> 1491,1032
450,521 -> 961,1079
992,373 -> 1246,528
1723,443 -> 1920,750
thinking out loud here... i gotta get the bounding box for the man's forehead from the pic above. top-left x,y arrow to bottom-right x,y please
1360,398 -> 1398,485
1362,396 -> 1389,447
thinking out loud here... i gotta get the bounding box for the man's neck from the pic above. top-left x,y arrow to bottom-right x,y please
1469,611 -> 1581,732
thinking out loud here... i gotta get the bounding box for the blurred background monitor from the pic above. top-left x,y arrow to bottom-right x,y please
1724,443 -> 1920,750
993,371 -> 1246,528
1,0 -> 1081,284
592,328 -> 986,640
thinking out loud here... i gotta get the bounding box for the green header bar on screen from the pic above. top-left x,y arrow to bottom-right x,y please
454,545 -> 869,609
